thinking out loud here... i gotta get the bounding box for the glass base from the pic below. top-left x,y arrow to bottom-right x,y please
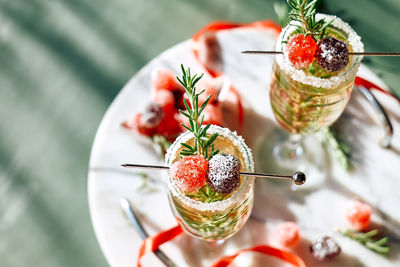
256,129 -> 327,190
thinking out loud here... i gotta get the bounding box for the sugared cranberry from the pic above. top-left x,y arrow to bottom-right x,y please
346,200 -> 371,231
286,34 -> 317,69
170,155 -> 208,192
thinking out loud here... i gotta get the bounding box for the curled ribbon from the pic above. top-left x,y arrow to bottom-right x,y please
136,225 -> 183,267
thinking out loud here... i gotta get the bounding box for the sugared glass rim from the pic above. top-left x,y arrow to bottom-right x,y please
165,125 -> 254,212
276,13 -> 364,89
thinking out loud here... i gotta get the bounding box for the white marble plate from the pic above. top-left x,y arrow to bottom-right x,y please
88,28 -> 400,267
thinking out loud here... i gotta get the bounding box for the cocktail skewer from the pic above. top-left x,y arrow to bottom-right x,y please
121,163 -> 306,185
241,51 -> 400,56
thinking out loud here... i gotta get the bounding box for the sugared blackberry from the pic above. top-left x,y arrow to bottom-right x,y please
140,102 -> 164,128
310,236 -> 341,261
315,37 -> 349,72
207,154 -> 241,194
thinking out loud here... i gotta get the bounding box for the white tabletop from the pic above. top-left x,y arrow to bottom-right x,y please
88,28 -> 400,267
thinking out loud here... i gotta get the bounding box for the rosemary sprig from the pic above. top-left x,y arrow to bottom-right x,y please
322,127 -> 351,170
152,134 -> 171,156
287,0 -> 332,39
340,229 -> 390,256
176,64 -> 219,160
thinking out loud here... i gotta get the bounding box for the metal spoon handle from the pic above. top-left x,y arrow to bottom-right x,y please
357,86 -> 393,148
121,164 -> 306,185
120,198 -> 177,267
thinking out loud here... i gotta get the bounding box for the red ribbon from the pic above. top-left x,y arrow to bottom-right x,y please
137,225 -> 306,267
211,244 -> 306,267
355,76 -> 400,104
136,225 -> 183,267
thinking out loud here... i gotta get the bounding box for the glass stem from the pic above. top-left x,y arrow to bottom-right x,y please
275,134 -> 304,161
286,134 -> 303,159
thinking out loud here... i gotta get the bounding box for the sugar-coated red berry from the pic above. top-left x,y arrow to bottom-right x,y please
151,68 -> 182,92
202,104 -> 223,126
286,34 -> 317,69
170,155 -> 208,192
274,222 -> 300,247
153,89 -> 175,115
346,200 -> 372,231
197,80 -> 219,105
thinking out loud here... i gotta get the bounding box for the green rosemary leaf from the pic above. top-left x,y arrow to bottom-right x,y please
199,114 -> 205,126
287,0 -> 297,9
177,65 -> 220,160
189,118 -> 195,131
374,237 -> 389,246
304,0 -> 318,11
199,95 -> 211,114
181,123 -> 191,132
305,7 -> 315,18
193,75 -> 203,87
285,0 -> 330,39
179,109 -> 191,119
183,99 -> 191,114
181,143 -> 194,150
200,124 -> 211,137
211,149 -> 219,159
206,133 -> 219,148
340,229 -> 390,256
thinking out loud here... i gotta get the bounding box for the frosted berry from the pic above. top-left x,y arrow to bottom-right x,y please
140,103 -> 164,128
151,68 -> 182,92
197,80 -> 219,105
315,37 -> 349,72
286,34 -> 317,69
346,200 -> 371,231
310,236 -> 341,261
153,89 -> 175,115
274,222 -> 300,247
202,104 -> 223,126
207,154 -> 241,194
170,155 -> 208,192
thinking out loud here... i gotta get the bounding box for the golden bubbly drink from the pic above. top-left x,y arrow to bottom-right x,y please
165,125 -> 254,241
270,14 -> 364,134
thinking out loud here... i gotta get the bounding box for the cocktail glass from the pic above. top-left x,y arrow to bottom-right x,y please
269,14 -> 363,186
165,125 -> 254,241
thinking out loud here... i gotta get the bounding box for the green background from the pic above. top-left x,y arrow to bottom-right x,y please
0,0 -> 398,266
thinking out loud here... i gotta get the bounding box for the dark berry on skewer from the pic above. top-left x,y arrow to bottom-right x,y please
207,154 -> 241,194
315,37 -> 349,72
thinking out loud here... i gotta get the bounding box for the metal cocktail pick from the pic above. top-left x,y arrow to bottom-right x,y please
121,163 -> 306,185
241,51 -> 400,56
